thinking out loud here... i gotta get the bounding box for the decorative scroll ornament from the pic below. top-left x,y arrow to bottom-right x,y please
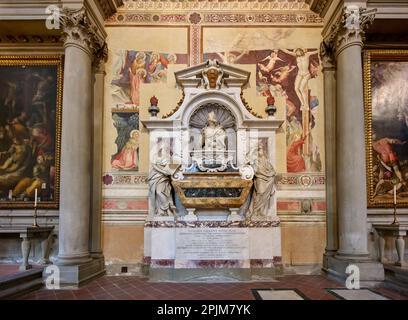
321,5 -> 376,61
59,7 -> 106,61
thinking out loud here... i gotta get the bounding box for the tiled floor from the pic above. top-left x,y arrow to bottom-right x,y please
16,275 -> 408,300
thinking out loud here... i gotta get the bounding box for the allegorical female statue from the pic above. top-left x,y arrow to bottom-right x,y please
247,145 -> 277,220
148,158 -> 180,216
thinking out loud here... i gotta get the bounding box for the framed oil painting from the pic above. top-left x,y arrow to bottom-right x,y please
364,50 -> 408,207
0,56 -> 63,209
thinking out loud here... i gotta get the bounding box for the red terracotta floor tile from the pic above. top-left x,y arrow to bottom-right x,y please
14,274 -> 408,300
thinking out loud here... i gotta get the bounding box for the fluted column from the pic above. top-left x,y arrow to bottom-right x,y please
320,45 -> 338,266
90,61 -> 106,258
334,6 -> 374,259
321,5 -> 384,285
57,8 -> 105,266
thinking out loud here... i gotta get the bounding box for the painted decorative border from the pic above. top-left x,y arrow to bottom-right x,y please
363,50 -> 408,208
106,12 -> 322,26
144,220 -> 280,228
102,172 -> 325,187
120,0 -> 312,13
102,172 -> 148,185
0,55 -> 63,209
277,174 -> 325,187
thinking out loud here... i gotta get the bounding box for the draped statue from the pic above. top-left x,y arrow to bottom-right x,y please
247,145 -> 277,220
148,158 -> 180,216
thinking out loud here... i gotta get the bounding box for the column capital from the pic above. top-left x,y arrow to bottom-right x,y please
59,7 -> 106,61
322,5 -> 376,60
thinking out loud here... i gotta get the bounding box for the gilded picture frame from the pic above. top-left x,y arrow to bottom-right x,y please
364,50 -> 408,208
0,55 -> 63,209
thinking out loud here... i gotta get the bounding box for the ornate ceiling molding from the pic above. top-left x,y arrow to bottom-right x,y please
105,0 -> 323,25
0,34 -> 62,44
119,0 -> 310,12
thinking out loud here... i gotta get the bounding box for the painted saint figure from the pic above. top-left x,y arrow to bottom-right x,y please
247,145 -> 277,220
112,129 -> 140,170
128,52 -> 146,105
148,159 -> 179,216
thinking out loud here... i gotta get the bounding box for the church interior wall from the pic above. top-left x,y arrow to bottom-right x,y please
101,16 -> 327,273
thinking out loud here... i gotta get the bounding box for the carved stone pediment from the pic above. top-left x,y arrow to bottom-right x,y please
175,59 -> 250,90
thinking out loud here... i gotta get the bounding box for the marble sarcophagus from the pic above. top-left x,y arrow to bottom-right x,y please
171,172 -> 253,209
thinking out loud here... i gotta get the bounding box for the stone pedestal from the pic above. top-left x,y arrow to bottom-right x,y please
144,220 -> 282,281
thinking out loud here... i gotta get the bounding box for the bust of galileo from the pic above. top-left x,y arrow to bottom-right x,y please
200,111 -> 226,152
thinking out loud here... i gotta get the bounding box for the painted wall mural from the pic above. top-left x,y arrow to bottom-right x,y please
204,48 -> 322,174
111,108 -> 140,171
0,56 -> 62,208
364,50 -> 408,207
111,50 -> 188,106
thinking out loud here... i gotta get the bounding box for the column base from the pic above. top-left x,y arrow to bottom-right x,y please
55,256 -> 105,286
324,255 -> 384,288
56,252 -> 93,266
322,249 -> 337,271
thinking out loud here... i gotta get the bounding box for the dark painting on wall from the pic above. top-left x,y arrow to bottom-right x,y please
364,50 -> 408,207
0,56 -> 63,209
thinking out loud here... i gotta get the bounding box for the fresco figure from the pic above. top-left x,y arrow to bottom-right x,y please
112,129 -> 140,170
258,50 -> 283,73
287,134 -> 307,173
280,48 -> 319,110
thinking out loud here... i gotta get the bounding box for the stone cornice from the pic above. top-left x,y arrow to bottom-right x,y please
95,0 -> 124,19
320,5 -> 376,61
306,0 -> 333,17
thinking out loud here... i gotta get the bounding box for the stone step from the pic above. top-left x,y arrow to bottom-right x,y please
0,268 -> 44,299
384,265 -> 408,296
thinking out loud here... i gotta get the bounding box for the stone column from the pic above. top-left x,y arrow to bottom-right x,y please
320,46 -> 338,268
90,61 -> 106,258
57,8 -> 106,282
324,5 -> 384,285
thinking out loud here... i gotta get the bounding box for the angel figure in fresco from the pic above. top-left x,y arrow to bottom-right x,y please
247,145 -> 277,220
280,48 -> 319,111
112,129 -> 140,170
258,50 -> 284,73
128,52 -> 146,105
270,64 -> 297,88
